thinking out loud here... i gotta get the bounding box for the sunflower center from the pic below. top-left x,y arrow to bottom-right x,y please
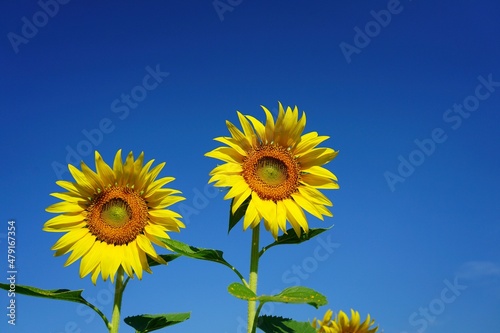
87,186 -> 148,245
243,145 -> 300,201
256,157 -> 287,186
100,198 -> 131,228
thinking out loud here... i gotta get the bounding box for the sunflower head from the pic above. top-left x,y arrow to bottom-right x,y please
206,102 -> 339,239
44,150 -> 185,284
312,309 -> 378,333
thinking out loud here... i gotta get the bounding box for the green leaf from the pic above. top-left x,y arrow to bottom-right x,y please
257,315 -> 316,333
147,253 -> 180,268
124,313 -> 190,333
259,286 -> 327,308
228,196 -> 250,234
159,238 -> 246,283
228,282 -> 257,300
260,227 -> 332,257
0,283 -> 86,303
0,283 -> 110,327
227,284 -> 327,309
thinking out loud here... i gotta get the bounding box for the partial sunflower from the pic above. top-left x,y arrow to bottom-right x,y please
205,102 -> 339,239
44,150 -> 185,284
312,309 -> 378,333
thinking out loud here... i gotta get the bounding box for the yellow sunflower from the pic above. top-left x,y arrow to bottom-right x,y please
206,102 -> 339,239
44,150 -> 185,284
312,309 -> 378,333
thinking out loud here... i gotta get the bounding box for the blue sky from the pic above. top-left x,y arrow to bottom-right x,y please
1,1 -> 500,332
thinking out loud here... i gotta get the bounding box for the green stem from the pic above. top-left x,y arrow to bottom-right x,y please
252,302 -> 265,333
82,299 -> 110,329
247,224 -> 260,333
109,267 -> 126,333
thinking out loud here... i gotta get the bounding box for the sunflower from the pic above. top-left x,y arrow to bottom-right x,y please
312,309 -> 378,333
206,102 -> 339,239
44,150 -> 185,284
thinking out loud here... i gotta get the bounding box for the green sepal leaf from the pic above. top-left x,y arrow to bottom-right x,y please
257,315 -> 316,333
228,282 -> 257,300
228,196 -> 250,234
258,286 -> 327,308
147,253 -> 180,268
260,227 -> 332,257
227,283 -> 327,308
0,283 -> 86,303
160,238 -> 246,282
124,313 -> 190,333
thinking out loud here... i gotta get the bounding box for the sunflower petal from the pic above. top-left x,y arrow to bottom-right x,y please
301,173 -> 340,189
95,151 -> 115,187
283,198 -> 309,236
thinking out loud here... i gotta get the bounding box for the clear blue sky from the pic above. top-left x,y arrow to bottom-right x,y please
1,1 -> 500,332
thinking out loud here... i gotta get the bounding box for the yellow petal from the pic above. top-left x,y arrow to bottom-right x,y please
148,195 -> 185,209
276,200 -> 288,233
209,162 -> 243,176
231,187 -> 252,214
206,147 -> 245,164
208,171 -> 240,185
245,115 -> 266,143
55,180 -> 80,194
144,223 -> 169,239
251,193 -> 276,224
261,105 -> 275,144
79,241 -> 103,279
64,232 -> 96,266
302,165 -> 338,181
125,241 -> 143,280
237,111 -> 256,145
68,164 -> 94,194
43,212 -> 86,231
298,185 -> 333,206
283,198 -> 309,236
291,192 -> 323,220
51,228 -> 89,250
113,149 -> 124,182
101,245 -> 122,283
135,159 -> 155,191
224,178 -> 250,200
295,133 -> 329,156
80,161 -> 103,190
91,266 -> 101,285
46,201 -> 84,213
149,215 -> 184,230
95,151 -> 115,186
214,136 -> 248,156
49,191 -> 84,203
299,148 -> 338,169
142,162 -> 165,189
144,176 -> 175,197
301,173 -> 340,189
136,234 -> 158,258
289,110 -> 306,147
243,198 -> 260,230
226,120 -> 252,151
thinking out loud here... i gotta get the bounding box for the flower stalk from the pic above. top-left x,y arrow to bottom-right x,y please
247,224 -> 260,333
110,267 -> 126,333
